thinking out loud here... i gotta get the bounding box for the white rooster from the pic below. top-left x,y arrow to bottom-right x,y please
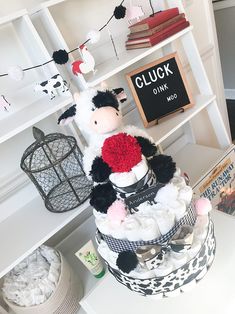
72,44 -> 95,75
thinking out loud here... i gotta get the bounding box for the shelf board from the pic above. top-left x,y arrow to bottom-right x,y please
173,143 -> 226,187
123,94 -> 216,146
0,196 -> 90,278
0,94 -> 73,144
85,26 -> 193,87
79,211 -> 235,314
0,9 -> 27,26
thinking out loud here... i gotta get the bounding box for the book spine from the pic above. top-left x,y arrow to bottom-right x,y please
126,19 -> 188,46
126,21 -> 190,50
128,14 -> 185,40
129,8 -> 179,33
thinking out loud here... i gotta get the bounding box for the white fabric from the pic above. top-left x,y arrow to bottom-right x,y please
2,246 -> 61,307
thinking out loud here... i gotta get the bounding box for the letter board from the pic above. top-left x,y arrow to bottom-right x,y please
126,53 -> 193,127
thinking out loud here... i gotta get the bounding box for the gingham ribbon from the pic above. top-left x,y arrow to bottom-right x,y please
98,202 -> 196,253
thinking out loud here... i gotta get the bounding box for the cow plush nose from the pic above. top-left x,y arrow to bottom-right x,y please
90,106 -> 122,134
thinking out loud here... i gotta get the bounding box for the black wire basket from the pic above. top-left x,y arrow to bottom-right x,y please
20,127 -> 92,213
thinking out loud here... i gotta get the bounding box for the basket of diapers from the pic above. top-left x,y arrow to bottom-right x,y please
2,245 -> 83,314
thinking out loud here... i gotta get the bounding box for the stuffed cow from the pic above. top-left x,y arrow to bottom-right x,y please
58,86 -> 176,214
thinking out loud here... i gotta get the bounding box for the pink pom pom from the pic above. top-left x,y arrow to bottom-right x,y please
195,198 -> 212,215
107,200 -> 127,223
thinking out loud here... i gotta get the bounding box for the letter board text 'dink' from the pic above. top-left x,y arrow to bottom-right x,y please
126,53 -> 193,127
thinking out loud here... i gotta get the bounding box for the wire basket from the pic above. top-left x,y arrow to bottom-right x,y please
20,127 -> 92,213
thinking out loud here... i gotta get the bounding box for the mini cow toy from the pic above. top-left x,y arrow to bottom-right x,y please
58,87 -> 176,215
34,74 -> 69,100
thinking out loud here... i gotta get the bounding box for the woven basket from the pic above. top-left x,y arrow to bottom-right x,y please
4,252 -> 83,314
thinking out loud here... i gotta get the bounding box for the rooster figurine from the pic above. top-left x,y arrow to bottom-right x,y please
72,44 -> 96,75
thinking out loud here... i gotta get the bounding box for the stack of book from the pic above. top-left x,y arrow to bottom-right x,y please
126,8 -> 190,50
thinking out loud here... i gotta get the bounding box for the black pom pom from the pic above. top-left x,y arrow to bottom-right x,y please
116,251 -> 138,273
114,5 -> 126,19
135,136 -> 158,158
52,49 -> 69,64
90,157 -> 112,182
149,154 -> 176,184
92,90 -> 119,110
90,182 -> 117,213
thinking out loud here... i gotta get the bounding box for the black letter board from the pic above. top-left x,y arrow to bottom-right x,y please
126,53 -> 193,127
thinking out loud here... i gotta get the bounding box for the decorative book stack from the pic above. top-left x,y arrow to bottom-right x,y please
126,8 -> 190,50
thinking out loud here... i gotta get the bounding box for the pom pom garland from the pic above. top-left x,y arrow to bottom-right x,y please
195,198 -> 212,215
86,30 -> 101,44
116,250 -> 138,273
102,133 -> 142,172
7,65 -> 24,81
107,200 -> 127,224
114,4 -> 127,19
52,49 -> 69,65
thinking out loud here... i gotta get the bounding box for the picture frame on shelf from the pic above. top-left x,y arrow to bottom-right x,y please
126,52 -> 193,127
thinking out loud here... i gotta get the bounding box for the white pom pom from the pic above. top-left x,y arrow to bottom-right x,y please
86,30 -> 101,44
7,65 -> 24,81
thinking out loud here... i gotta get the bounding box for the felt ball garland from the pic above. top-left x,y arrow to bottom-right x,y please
86,30 -> 101,44
52,49 -> 69,65
114,4 -> 127,19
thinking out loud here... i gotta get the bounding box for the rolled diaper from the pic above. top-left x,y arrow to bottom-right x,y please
171,176 -> 187,189
187,240 -> 202,258
111,223 -> 126,239
155,208 -> 175,235
154,259 -> 173,276
193,216 -> 209,240
131,156 -> 148,181
96,216 -> 110,235
109,171 -> 137,187
139,216 -> 161,241
123,216 -> 141,241
178,186 -> 193,206
174,167 -> 181,177
169,251 -> 188,268
155,184 -> 178,205
168,200 -> 187,221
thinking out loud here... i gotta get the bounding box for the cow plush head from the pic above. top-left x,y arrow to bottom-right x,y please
58,87 -> 127,138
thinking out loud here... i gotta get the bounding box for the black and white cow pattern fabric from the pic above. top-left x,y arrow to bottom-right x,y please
100,202 -> 196,253
108,219 -> 216,297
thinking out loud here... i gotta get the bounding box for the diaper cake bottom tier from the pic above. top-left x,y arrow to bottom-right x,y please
106,218 -> 215,297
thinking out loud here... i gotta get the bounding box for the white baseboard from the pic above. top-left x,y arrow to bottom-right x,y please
225,89 -> 235,100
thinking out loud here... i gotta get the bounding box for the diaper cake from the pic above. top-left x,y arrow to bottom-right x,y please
59,86 -> 216,297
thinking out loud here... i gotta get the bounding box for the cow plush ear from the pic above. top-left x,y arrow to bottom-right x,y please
112,87 -> 127,103
73,92 -> 80,104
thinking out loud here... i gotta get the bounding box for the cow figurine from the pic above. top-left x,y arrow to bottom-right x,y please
0,95 -> 11,112
34,74 -> 69,100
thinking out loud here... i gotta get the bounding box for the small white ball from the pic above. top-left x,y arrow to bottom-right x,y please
7,65 -> 24,81
86,30 -> 101,44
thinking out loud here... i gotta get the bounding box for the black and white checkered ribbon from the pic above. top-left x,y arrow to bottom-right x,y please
99,202 -> 196,253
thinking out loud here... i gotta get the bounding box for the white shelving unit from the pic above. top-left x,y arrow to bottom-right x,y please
0,9 -> 73,144
0,0 -> 232,313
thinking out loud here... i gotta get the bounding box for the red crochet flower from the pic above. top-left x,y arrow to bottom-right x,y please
102,133 -> 142,172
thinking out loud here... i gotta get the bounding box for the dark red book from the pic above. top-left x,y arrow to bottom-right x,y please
126,20 -> 190,50
128,13 -> 185,39
129,8 -> 180,33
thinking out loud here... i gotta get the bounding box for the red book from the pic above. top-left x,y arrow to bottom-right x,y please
126,18 -> 187,45
128,14 -> 185,39
129,8 -> 180,33
126,20 -> 190,50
